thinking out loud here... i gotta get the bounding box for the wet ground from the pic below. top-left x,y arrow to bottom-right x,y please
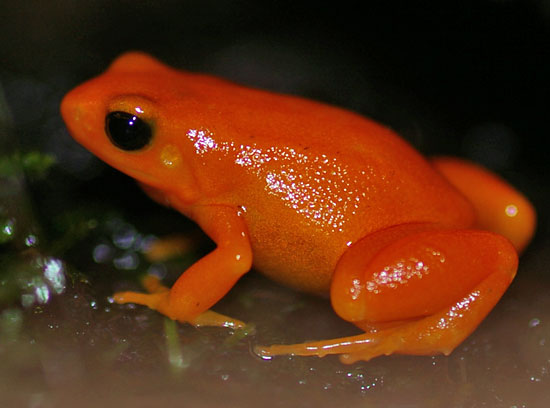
1,221 -> 549,407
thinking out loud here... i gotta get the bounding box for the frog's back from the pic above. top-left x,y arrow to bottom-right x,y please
196,79 -> 475,230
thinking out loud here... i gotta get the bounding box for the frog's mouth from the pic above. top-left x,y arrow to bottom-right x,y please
106,160 -> 163,189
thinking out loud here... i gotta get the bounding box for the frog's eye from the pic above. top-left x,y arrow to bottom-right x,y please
105,111 -> 152,151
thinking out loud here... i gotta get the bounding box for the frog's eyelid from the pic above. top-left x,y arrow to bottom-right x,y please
107,94 -> 157,116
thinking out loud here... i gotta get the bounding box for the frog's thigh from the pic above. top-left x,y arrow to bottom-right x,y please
432,157 -> 536,253
257,228 -> 518,363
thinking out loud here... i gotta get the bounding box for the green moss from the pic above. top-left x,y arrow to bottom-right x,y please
0,151 -> 55,180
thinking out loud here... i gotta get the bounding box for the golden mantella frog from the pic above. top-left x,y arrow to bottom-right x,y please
61,52 -> 536,363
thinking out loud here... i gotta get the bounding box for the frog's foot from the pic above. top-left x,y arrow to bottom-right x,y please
255,329 -> 388,363
143,235 -> 194,262
141,274 -> 170,293
113,275 -> 246,329
114,205 -> 252,330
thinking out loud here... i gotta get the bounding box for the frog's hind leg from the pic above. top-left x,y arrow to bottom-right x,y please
256,269 -> 509,363
256,227 -> 518,363
432,157 -> 536,253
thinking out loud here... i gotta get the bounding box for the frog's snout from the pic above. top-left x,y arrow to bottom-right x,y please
60,89 -> 81,125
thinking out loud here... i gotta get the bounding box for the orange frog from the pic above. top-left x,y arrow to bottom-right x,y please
61,52 -> 536,363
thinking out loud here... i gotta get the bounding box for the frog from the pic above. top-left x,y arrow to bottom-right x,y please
61,52 -> 536,363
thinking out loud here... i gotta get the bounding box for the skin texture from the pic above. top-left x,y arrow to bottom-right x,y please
61,52 -> 536,363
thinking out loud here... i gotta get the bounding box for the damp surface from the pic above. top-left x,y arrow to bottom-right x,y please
1,250 -> 550,408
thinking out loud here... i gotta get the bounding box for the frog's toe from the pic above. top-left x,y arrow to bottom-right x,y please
189,310 -> 247,329
113,290 -> 169,311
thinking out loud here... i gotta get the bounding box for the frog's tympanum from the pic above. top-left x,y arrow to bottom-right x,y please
61,53 -> 536,363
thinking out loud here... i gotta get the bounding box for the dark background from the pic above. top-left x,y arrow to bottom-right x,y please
2,1 -> 548,235
1,1 -> 549,407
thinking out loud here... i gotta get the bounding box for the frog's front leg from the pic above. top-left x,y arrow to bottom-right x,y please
114,205 -> 252,329
256,226 -> 518,363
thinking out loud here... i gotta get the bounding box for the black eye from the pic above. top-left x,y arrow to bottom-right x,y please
105,111 -> 153,151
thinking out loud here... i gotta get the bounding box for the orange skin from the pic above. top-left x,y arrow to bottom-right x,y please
61,52 -> 536,363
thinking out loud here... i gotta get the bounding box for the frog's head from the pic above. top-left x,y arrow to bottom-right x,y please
61,52 -> 202,202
